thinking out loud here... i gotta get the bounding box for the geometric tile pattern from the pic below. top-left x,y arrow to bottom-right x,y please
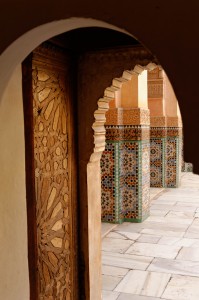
101,143 -> 119,223
166,136 -> 180,187
101,125 -> 150,223
150,127 -> 166,188
166,128 -> 182,188
150,127 -> 182,189
150,138 -> 165,187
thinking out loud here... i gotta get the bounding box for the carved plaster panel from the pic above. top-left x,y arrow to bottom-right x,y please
105,108 -> 150,126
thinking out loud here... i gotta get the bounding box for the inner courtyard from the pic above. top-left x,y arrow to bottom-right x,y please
102,172 -> 199,300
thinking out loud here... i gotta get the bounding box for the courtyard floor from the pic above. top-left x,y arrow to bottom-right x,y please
101,172 -> 199,300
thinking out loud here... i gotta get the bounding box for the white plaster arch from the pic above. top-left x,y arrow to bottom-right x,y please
91,62 -> 159,162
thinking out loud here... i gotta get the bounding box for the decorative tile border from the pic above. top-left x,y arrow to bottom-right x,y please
105,108 -> 150,126
150,137 -> 166,187
101,125 -> 150,223
150,127 -> 182,188
105,125 -> 149,141
150,117 -> 183,128
167,117 -> 183,128
150,116 -> 167,127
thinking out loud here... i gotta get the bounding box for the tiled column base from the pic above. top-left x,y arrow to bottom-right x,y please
101,125 -> 150,223
150,115 -> 182,188
150,127 -> 167,187
166,127 -> 182,187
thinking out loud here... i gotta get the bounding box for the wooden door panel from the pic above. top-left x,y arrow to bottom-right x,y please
23,43 -> 78,300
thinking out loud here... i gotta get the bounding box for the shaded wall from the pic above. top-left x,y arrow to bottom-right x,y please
0,66 -> 29,299
1,2 -> 199,172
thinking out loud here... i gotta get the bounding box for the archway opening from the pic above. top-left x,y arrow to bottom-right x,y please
0,19 -> 192,300
21,26 -> 154,300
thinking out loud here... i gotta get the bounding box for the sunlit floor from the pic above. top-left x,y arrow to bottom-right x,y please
101,172 -> 199,300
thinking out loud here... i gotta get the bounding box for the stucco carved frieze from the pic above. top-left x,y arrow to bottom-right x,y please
166,116 -> 183,128
105,108 -> 150,126
150,116 -> 167,127
148,80 -> 163,98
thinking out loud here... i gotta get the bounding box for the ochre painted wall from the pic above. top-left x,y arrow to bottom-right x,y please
0,65 -> 29,300
1,2 -> 198,170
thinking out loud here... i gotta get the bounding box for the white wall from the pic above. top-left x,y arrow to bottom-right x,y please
0,65 -> 29,299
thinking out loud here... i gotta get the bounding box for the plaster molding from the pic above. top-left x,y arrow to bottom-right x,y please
90,62 -> 159,162
105,108 -> 150,126
150,116 -> 167,127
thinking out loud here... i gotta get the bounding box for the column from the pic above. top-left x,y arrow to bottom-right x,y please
101,70 -> 150,223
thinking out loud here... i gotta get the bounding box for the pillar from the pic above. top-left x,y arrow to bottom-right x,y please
164,74 -> 182,187
148,67 -> 182,188
148,67 -> 166,187
101,70 -> 150,223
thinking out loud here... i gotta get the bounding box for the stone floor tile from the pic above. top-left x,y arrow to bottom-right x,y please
102,223 -> 118,238
141,228 -> 185,238
126,242 -> 181,259
165,210 -> 194,219
184,231 -> 199,239
150,209 -> 169,217
102,252 -> 153,270
150,204 -> 174,211
137,234 -> 161,244
153,199 -> 177,205
115,270 -> 171,297
102,274 -> 122,291
170,204 -> 197,212
113,231 -> 141,240
102,290 -> 120,300
106,232 -> 127,240
158,236 -> 196,247
148,257 -> 199,277
102,237 -> 134,253
162,275 -> 199,300
184,224 -> 199,239
143,221 -> 189,232
175,201 -> 199,207
117,294 -> 166,300
102,265 -> 129,277
176,247 -> 199,261
146,215 -> 192,225
191,240 -> 199,247
102,174 -> 199,298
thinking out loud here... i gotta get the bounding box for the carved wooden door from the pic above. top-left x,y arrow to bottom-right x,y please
23,43 -> 78,300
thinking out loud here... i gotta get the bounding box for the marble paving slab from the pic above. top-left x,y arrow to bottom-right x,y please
102,265 -> 129,277
102,223 -> 118,239
162,275 -> 199,300
137,234 -> 161,244
176,247 -> 199,262
148,257 -> 199,277
158,236 -> 197,247
126,242 -> 181,259
112,231 -> 141,241
102,290 -> 120,300
150,209 -> 169,217
102,237 -> 134,253
115,270 -> 171,297
117,295 -> 166,300
141,228 -> 185,238
102,252 -> 153,270
102,274 -> 122,291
